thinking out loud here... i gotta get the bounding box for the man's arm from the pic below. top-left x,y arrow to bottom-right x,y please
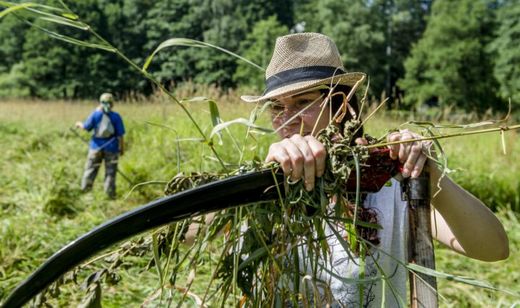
118,136 -> 124,156
114,113 -> 126,156
77,111 -> 97,131
430,163 -> 509,261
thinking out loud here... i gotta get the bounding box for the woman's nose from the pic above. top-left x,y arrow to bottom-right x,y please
284,105 -> 307,119
278,107 -> 304,124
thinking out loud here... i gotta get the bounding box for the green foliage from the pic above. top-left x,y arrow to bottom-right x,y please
399,0 -> 502,111
43,166 -> 82,216
21,20 -> 77,98
436,208 -> 520,306
384,0 -> 432,102
0,63 -> 33,98
0,14 -> 28,74
296,0 -> 430,100
233,16 -> 289,90
191,0 -> 293,87
319,0 -> 387,95
0,0 -> 152,99
1,0 -> 516,113
143,0 -> 205,85
488,0 -> 520,106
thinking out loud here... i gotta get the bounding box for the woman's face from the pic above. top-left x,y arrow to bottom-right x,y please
270,90 -> 331,139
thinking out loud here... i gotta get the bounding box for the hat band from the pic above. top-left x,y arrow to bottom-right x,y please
264,66 -> 345,95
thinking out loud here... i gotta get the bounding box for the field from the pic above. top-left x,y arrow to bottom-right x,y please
1,93 -> 519,307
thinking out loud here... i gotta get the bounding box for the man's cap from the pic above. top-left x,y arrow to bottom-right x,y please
99,93 -> 114,104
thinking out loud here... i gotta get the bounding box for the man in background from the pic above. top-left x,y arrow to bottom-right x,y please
75,93 -> 125,199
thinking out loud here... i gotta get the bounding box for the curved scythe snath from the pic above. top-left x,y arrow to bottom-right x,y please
2,169 -> 285,308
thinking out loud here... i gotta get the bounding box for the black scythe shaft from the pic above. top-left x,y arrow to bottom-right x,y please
2,170 -> 284,308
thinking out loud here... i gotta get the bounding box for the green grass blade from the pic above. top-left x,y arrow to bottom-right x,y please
237,246 -> 269,272
38,15 -> 89,30
406,263 -> 518,295
56,0 -> 75,18
0,1 -> 68,13
60,12 -> 78,20
208,100 -> 222,128
181,96 -> 211,103
152,233 -> 165,287
23,6 -> 89,29
3,4 -> 112,52
1,3 -> 88,30
33,23 -> 116,52
210,118 -> 273,138
143,38 -> 263,72
208,100 -> 224,145
0,2 -> 35,19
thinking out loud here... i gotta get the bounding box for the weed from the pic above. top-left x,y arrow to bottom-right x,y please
43,166 -> 82,217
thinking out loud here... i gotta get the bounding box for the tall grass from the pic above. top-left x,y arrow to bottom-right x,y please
1,96 -> 519,306
0,92 -> 274,305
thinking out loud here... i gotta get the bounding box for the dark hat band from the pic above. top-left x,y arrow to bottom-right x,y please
264,66 -> 346,95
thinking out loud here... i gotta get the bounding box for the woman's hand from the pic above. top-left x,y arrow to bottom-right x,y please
387,129 -> 431,178
264,130 -> 431,190
265,134 -> 326,191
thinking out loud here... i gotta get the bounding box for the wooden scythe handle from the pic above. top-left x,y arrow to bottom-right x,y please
406,168 -> 438,308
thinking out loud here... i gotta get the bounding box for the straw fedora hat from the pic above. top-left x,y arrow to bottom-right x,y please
241,33 -> 366,103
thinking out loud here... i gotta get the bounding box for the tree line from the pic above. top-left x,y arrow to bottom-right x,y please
0,0 -> 518,112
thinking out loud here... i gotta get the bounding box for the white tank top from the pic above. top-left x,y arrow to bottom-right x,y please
301,178 -> 409,307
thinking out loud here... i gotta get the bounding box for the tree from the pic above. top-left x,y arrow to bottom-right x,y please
20,19 -> 81,98
295,0 -> 430,101
7,0 -> 153,99
233,16 -> 289,90
91,0 -> 155,97
143,0 -> 207,87
377,0 -> 432,103
293,0 -> 324,33
193,0 -> 294,88
0,15 -> 28,74
0,15 -> 32,97
488,0 -> 520,106
310,1 -> 388,96
399,0 -> 501,111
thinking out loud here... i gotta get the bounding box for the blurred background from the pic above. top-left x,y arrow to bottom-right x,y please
1,0 -> 518,114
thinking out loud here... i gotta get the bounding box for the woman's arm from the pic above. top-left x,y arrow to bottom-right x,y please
184,213 -> 217,245
429,164 -> 509,261
388,130 -> 509,261
265,130 -> 510,261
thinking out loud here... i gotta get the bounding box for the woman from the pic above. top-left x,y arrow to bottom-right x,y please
241,32 -> 509,306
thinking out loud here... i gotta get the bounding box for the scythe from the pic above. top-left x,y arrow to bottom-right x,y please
3,150 -> 437,308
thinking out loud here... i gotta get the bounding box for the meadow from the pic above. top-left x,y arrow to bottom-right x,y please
1,90 -> 519,307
